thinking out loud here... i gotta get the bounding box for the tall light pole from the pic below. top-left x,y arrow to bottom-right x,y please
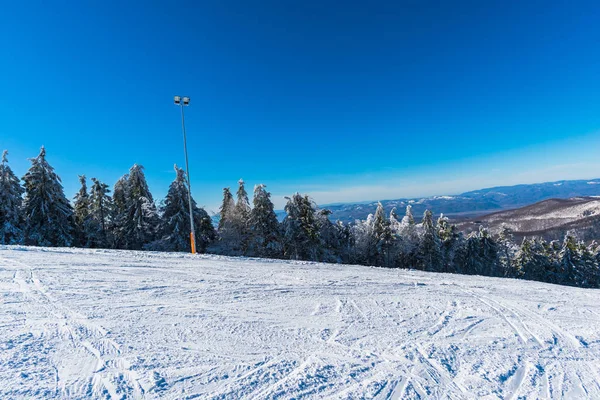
174,95 -> 196,254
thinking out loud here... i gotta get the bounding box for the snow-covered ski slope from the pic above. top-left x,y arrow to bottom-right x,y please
1,246 -> 599,399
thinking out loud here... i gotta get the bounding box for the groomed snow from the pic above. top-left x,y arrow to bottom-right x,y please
1,246 -> 599,399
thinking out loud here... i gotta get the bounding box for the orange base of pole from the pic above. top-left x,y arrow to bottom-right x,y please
190,232 -> 197,254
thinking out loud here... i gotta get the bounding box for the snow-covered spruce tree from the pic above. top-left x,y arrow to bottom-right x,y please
233,179 -> 251,253
542,239 -> 562,284
336,220 -> 355,264
437,214 -> 463,273
150,166 -> 215,252
479,227 -> 500,276
282,193 -> 320,261
216,187 -> 239,254
120,164 -> 159,250
22,146 -> 74,247
417,210 -> 442,271
514,238 -> 550,282
218,187 -> 235,231
0,150 -> 25,244
110,174 -> 129,248
590,242 -> 600,288
461,227 -> 499,276
372,202 -> 395,267
248,184 -> 282,258
86,178 -> 112,248
315,209 -> 343,263
352,215 -> 378,265
73,175 -> 90,246
398,205 -> 418,268
497,225 -> 518,277
574,241 -> 599,288
557,234 -> 579,286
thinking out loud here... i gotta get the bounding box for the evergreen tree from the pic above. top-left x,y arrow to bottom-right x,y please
218,187 -> 235,231
86,178 -> 112,248
233,179 -> 251,253
120,164 -> 159,250
543,240 -> 562,284
417,210 -> 442,271
437,214 -> 462,273
110,175 -> 129,248
73,175 -> 90,246
514,238 -> 549,281
216,187 -> 239,253
316,209 -> 343,263
22,147 -> 74,247
575,241 -> 599,288
592,243 -> 600,287
399,205 -> 418,268
0,150 -> 25,244
497,226 -> 518,277
235,179 -> 251,221
404,204 -> 415,225
462,227 -> 499,276
282,193 -> 320,260
389,208 -> 405,268
337,220 -> 355,264
372,202 -> 395,267
557,234 -> 578,285
248,184 -> 282,257
353,215 -> 378,265
151,166 -> 215,252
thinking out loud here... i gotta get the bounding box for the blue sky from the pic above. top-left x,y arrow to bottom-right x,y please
1,1 -> 600,212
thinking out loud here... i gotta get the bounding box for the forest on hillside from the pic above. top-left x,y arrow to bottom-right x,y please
1,147 -> 599,289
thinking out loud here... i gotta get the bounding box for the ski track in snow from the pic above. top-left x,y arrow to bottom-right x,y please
0,246 -> 599,399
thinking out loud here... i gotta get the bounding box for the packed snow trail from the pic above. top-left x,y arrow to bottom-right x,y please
0,246 -> 599,399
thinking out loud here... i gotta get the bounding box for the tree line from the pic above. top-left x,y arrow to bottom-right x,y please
1,147 -> 599,289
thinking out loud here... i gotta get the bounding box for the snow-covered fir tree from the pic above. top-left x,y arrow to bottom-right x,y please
557,234 -> 578,285
399,205 -> 418,268
110,175 -> 129,248
437,214 -> 463,273
353,214 -> 378,265
248,184 -> 282,257
22,147 -> 74,247
86,178 -> 112,248
282,193 -> 320,261
233,179 -> 251,253
497,226 -> 518,277
216,187 -> 239,254
575,241 -> 598,288
462,227 -> 499,276
514,238 -> 550,281
591,242 -> 600,288
372,202 -> 395,267
0,150 -> 25,244
336,220 -> 355,264
119,164 -> 159,250
315,209 -> 343,263
73,175 -> 90,246
151,166 -> 215,252
417,210 -> 442,271
218,187 -> 235,231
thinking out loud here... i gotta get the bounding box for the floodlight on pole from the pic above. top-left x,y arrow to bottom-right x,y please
174,95 -> 197,254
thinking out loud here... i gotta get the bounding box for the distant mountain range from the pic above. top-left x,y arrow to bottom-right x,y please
455,196 -> 600,242
319,178 -> 600,223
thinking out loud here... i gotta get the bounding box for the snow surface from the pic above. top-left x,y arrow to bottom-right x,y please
1,246 -> 600,399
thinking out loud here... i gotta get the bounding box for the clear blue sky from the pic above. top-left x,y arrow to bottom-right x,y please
1,1 -> 600,212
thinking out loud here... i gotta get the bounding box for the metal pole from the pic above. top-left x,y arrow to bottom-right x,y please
180,103 -> 197,254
